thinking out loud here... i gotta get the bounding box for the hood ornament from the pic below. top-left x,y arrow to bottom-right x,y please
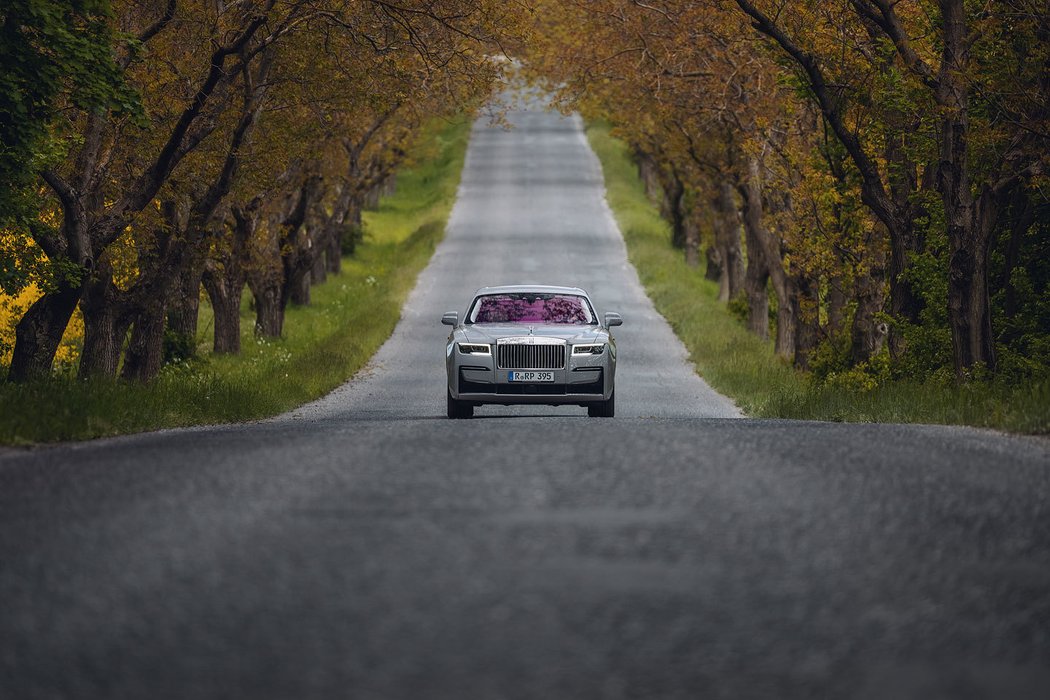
528,326 -> 534,335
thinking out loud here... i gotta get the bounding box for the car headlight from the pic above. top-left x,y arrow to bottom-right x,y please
572,344 -> 605,355
458,343 -> 491,355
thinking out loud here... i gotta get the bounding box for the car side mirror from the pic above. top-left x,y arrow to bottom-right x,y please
604,312 -> 623,327
441,311 -> 459,326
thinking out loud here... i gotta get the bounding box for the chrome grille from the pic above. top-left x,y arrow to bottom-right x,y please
497,342 -> 565,370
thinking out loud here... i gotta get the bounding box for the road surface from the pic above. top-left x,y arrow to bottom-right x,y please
1,101 -> 1048,699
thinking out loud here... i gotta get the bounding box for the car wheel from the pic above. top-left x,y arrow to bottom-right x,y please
587,391 -> 614,418
447,390 -> 474,419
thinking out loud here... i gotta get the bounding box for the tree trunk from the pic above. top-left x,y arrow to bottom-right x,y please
705,246 -> 723,283
246,216 -> 283,339
634,146 -> 664,202
116,195 -> 206,383
739,175 -> 769,338
884,182 -> 926,361
826,273 -> 847,338
326,227 -> 342,275
342,200 -> 363,256
282,222 -> 314,308
213,283 -> 243,354
121,303 -> 167,382
244,260 -> 281,340
114,200 -> 192,382
203,201 -> 254,353
938,0 -> 995,376
743,243 -> 770,338
849,267 -> 884,365
255,284 -> 283,337
364,182 -> 382,210
166,260 -> 203,355
738,157 -> 796,350
714,181 -> 744,302
773,285 -> 796,361
279,177 -> 321,308
793,273 -> 820,370
288,268 -> 311,306
319,181 -> 355,274
947,191 -> 996,375
79,305 -> 126,379
683,217 -> 700,268
750,157 -> 795,360
997,188 -> 1033,318
663,167 -> 687,249
881,110 -> 929,364
202,268 -> 244,354
7,279 -> 83,382
78,262 -> 128,379
310,230 -> 328,286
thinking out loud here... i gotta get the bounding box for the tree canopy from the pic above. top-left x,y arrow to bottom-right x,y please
1,0 -> 1047,388
522,0 -> 1049,382
1,0 -> 524,381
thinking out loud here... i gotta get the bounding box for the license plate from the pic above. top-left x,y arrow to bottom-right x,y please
508,371 -> 554,382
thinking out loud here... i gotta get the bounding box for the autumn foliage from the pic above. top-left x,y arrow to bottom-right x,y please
1,0 -> 522,381
1,0 -> 1047,391
523,0 -> 1049,384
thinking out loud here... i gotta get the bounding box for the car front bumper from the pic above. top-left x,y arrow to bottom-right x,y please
450,364 -> 613,404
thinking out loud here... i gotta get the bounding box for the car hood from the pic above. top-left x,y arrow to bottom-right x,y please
461,324 -> 607,343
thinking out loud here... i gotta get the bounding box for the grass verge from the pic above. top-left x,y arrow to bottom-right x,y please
0,116 -> 471,445
586,122 -> 1050,434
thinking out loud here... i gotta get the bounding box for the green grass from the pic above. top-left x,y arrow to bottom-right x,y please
586,122 -> 1050,434
0,116 -> 471,445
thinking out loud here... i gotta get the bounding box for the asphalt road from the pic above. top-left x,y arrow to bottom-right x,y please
2,102 -> 1049,699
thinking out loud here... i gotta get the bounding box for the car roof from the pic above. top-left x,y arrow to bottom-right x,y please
472,285 -> 590,297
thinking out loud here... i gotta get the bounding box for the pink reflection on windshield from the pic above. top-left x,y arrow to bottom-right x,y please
473,294 -> 591,324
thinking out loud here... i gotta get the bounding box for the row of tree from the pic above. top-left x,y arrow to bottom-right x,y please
1,0 -> 519,382
524,0 -> 1048,381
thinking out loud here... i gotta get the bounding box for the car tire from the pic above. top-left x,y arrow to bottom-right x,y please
447,390 -> 474,419
587,391 -> 614,418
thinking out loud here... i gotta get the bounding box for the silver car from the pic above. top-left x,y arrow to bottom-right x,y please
442,285 -> 622,419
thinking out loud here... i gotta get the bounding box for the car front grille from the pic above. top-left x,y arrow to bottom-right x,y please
458,368 -> 603,396
497,342 -> 566,370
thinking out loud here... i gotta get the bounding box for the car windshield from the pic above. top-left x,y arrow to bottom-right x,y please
468,293 -> 595,325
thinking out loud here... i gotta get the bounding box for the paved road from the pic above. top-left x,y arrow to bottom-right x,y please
2,103 -> 1049,699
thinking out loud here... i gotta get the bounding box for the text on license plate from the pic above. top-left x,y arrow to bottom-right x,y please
508,371 -> 554,382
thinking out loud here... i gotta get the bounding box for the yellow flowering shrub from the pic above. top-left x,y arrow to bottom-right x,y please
1,217 -> 92,374
0,285 -> 84,371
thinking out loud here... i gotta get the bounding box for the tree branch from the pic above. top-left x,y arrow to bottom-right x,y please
99,10 -> 272,249
733,0 -> 897,229
119,0 -> 179,69
137,0 -> 178,45
855,0 -> 940,91
40,170 -> 75,212
192,50 -> 275,226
